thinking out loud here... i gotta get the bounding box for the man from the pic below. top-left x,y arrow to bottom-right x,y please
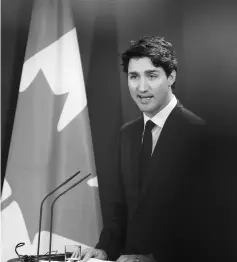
81,36 -> 208,262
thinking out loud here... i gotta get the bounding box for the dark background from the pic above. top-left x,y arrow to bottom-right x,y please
1,0 -> 237,259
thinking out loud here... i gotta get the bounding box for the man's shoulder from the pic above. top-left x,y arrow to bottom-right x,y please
120,116 -> 143,133
173,103 -> 209,146
176,103 -> 205,126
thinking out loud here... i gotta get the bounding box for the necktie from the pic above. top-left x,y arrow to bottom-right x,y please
139,120 -> 156,188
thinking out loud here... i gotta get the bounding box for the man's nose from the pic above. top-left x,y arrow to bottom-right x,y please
138,77 -> 149,92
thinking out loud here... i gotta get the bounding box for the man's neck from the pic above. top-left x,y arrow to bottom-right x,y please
144,92 -> 174,118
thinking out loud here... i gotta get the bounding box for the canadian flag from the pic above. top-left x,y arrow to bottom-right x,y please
1,1 -> 102,261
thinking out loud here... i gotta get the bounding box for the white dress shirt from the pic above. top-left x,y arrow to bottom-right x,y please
143,95 -> 177,154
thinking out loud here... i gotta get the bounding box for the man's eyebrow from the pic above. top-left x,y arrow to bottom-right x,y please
145,69 -> 160,74
128,69 -> 160,74
128,71 -> 138,75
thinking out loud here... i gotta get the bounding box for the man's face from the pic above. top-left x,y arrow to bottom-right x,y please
127,57 -> 176,118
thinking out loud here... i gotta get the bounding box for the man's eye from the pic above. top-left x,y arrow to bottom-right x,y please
129,75 -> 138,80
148,74 -> 157,79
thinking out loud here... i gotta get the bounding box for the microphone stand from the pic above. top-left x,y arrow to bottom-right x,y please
48,173 -> 91,262
36,170 -> 80,262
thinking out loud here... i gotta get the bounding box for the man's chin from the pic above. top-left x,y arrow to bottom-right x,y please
138,107 -> 155,117
137,104 -> 160,118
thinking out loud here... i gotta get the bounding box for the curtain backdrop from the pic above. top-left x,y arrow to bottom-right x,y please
2,0 -> 237,260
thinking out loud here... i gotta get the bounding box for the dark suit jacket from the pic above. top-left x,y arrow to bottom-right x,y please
96,102 -> 211,261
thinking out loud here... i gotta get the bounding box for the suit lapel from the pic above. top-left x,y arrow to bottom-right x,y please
129,117 -> 144,212
140,102 -> 183,196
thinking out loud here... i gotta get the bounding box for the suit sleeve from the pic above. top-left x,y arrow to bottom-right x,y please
95,129 -> 127,260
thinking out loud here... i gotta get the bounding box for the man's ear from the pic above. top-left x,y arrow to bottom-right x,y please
168,70 -> 176,86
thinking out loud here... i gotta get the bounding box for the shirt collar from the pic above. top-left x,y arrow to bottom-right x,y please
143,95 -> 177,128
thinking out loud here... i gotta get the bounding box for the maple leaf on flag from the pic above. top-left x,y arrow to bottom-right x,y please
3,69 -> 101,243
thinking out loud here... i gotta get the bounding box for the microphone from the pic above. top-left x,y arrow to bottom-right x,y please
36,170 -> 81,262
47,173 -> 92,262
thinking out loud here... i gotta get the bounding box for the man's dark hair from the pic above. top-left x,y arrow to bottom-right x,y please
121,36 -> 178,88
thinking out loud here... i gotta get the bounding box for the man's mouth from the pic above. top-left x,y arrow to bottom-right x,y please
138,95 -> 153,103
